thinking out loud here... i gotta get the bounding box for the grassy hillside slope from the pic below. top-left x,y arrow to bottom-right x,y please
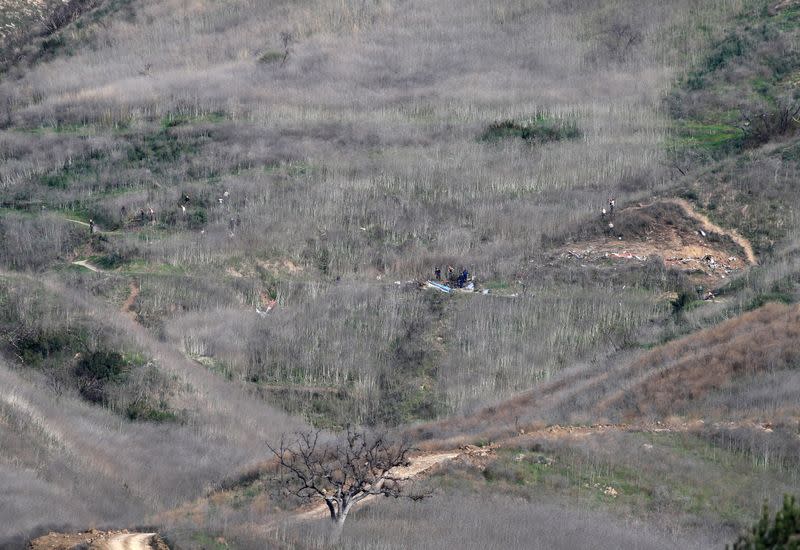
0,0 -> 799,546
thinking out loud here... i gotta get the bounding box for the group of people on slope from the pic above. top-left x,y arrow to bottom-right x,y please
434,265 -> 470,288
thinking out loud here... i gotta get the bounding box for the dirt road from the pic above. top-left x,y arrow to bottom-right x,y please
104,532 -> 158,550
29,530 -> 164,550
295,449 -> 462,521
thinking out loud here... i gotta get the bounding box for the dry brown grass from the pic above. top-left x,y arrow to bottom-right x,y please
410,302 -> 800,447
597,302 -> 800,419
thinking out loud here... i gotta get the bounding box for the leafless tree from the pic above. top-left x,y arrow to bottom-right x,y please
268,426 -> 418,537
602,21 -> 643,62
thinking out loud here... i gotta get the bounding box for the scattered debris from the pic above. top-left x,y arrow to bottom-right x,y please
426,280 -> 452,293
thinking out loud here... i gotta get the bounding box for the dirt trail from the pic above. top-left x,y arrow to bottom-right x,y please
103,532 -> 158,550
294,450 -> 462,521
72,259 -> 101,272
121,280 -> 140,320
290,420 -> 772,521
665,198 -> 757,265
29,530 -> 164,550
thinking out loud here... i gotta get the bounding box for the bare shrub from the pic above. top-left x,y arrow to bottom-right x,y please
741,95 -> 800,146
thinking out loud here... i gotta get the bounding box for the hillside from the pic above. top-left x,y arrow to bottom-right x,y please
1,0 -> 799,547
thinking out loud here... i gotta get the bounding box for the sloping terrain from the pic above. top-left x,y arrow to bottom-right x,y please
1,0 -> 799,547
29,530 -> 167,550
560,199 -> 756,287
413,303 -> 800,445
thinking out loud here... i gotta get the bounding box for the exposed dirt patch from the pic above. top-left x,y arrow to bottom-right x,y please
29,530 -> 167,550
120,281 -> 140,321
257,258 -> 303,274
560,199 -> 756,287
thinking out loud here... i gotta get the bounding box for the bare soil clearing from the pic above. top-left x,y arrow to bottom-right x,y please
29,530 -> 166,550
561,198 -> 756,287
668,198 -> 757,265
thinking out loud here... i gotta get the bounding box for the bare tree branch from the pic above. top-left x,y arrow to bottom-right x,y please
268,425 -> 420,534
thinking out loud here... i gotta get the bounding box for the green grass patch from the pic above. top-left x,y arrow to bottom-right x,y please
126,130 -> 200,165
773,5 -> 800,30
37,150 -> 106,189
669,121 -> 745,153
482,280 -> 512,291
483,447 -> 652,508
473,430 -> 791,528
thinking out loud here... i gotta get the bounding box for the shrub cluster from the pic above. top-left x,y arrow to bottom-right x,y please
481,113 -> 582,144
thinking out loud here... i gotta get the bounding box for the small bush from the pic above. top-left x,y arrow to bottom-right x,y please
75,350 -> 126,381
481,113 -> 582,144
258,50 -> 284,64
741,97 -> 800,146
125,400 -> 179,422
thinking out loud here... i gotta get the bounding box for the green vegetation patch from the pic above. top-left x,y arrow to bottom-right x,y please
469,430 -> 799,530
258,50 -> 285,64
670,4 -> 800,156
481,112 -> 582,144
669,121 -> 744,154
37,149 -> 106,189
0,277 -> 179,422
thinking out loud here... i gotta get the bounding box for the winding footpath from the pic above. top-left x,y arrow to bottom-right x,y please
664,198 -> 757,265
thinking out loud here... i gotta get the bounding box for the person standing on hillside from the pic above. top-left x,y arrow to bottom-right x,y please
434,267 -> 441,281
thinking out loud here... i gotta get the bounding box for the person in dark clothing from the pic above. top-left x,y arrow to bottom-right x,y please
88,219 -> 95,234
457,269 -> 468,288
434,267 -> 441,281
